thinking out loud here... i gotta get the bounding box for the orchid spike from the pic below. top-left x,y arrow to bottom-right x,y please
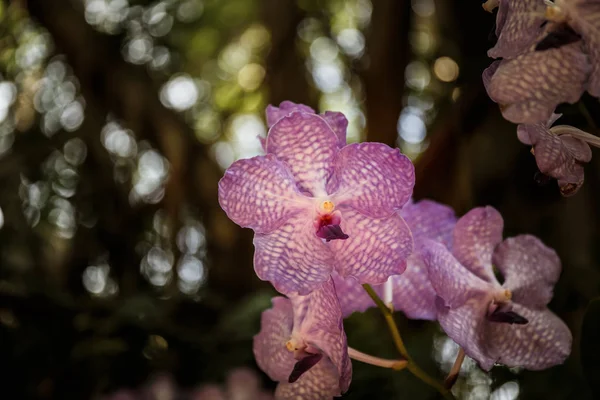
219,102 -> 415,295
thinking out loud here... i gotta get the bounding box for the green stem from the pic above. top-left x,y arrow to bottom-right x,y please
363,284 -> 455,400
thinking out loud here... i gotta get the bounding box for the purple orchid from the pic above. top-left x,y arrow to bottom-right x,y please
421,206 -> 572,370
191,368 -> 274,400
482,0 -> 598,124
334,199 -> 457,321
218,102 -> 415,295
253,279 -> 352,399
518,114 -> 593,196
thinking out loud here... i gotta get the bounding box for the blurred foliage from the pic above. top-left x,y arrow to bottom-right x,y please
0,0 -> 598,399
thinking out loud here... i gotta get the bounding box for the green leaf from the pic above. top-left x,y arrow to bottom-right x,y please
581,297 -> 600,397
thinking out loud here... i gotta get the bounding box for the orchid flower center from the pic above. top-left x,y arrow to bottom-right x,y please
314,200 -> 349,242
486,289 -> 528,325
285,337 -> 323,383
545,2 -> 566,23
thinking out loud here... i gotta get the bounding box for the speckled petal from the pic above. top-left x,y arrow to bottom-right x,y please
401,199 -> 457,247
483,303 -> 572,370
421,240 -> 491,309
253,214 -> 333,295
388,253 -> 438,320
218,154 -> 308,234
488,0 -> 546,59
486,40 -> 591,124
322,111 -> 348,148
266,113 -> 339,196
435,294 -> 496,370
332,210 -> 412,285
331,272 -> 375,318
329,143 -> 415,218
266,101 -> 315,127
493,235 -> 561,308
453,206 -> 504,283
482,60 -> 502,89
274,359 -> 341,399
291,279 -> 351,392
563,0 -> 600,96
253,297 -> 296,382
517,123 -> 591,188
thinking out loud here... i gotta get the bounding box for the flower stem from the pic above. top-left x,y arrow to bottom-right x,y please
552,125 -> 600,148
362,284 -> 455,400
444,347 -> 466,389
348,347 -> 407,370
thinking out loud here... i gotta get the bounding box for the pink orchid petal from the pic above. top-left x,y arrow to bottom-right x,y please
485,40 -> 591,124
331,272 -> 374,318
322,111 -> 348,148
274,358 -> 341,399
421,240 -> 491,309
453,207 -> 504,283
218,154 -> 308,234
484,303 -> 572,370
266,101 -> 315,128
488,0 -> 546,59
332,210 -> 412,285
330,142 -> 415,218
266,112 -> 339,196
253,213 -> 333,295
253,297 -> 297,382
493,235 -> 561,308
401,199 -> 457,248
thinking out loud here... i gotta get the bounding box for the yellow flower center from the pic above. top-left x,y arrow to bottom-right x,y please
320,200 -> 335,213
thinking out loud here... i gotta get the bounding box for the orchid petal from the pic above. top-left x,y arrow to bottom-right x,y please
266,101 -> 315,128
332,210 -> 412,285
330,143 -> 415,218
266,113 -> 339,196
322,111 -> 348,148
453,207 -> 504,283
484,303 -> 572,370
218,154 -> 308,234
290,279 -> 351,392
275,359 -> 341,399
253,297 -> 297,383
485,40 -> 591,124
331,272 -> 375,318
435,294 -> 496,371
488,0 -> 546,59
493,235 -> 561,308
421,240 -> 491,309
253,214 -> 333,295
401,199 -> 457,248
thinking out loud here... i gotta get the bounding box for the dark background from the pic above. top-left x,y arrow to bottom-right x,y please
0,0 -> 598,398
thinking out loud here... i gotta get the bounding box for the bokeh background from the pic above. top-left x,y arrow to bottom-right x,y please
0,0 -> 599,399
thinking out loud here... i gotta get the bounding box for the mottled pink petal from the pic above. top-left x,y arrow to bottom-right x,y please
254,214 -> 333,295
330,143 -> 415,218
493,235 -> 561,308
266,113 -> 339,196
218,154 -> 308,234
484,303 -> 572,370
253,297 -> 297,382
331,272 -> 374,318
435,294 -> 496,371
266,101 -> 315,127
401,199 -> 457,247
517,123 -> 591,194
453,206 -> 503,283
322,111 -> 348,148
388,253 -> 438,320
482,60 -> 502,89
332,210 -> 412,285
485,40 -> 591,124
274,359 -> 341,399
421,240 -> 491,309
488,0 -> 546,59
290,279 -> 351,392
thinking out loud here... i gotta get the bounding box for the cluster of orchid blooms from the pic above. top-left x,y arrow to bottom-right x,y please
214,1 -> 600,397
482,0 -> 600,195
217,100 -> 572,398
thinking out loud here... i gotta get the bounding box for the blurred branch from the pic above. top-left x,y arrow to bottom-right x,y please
362,0 -> 411,147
